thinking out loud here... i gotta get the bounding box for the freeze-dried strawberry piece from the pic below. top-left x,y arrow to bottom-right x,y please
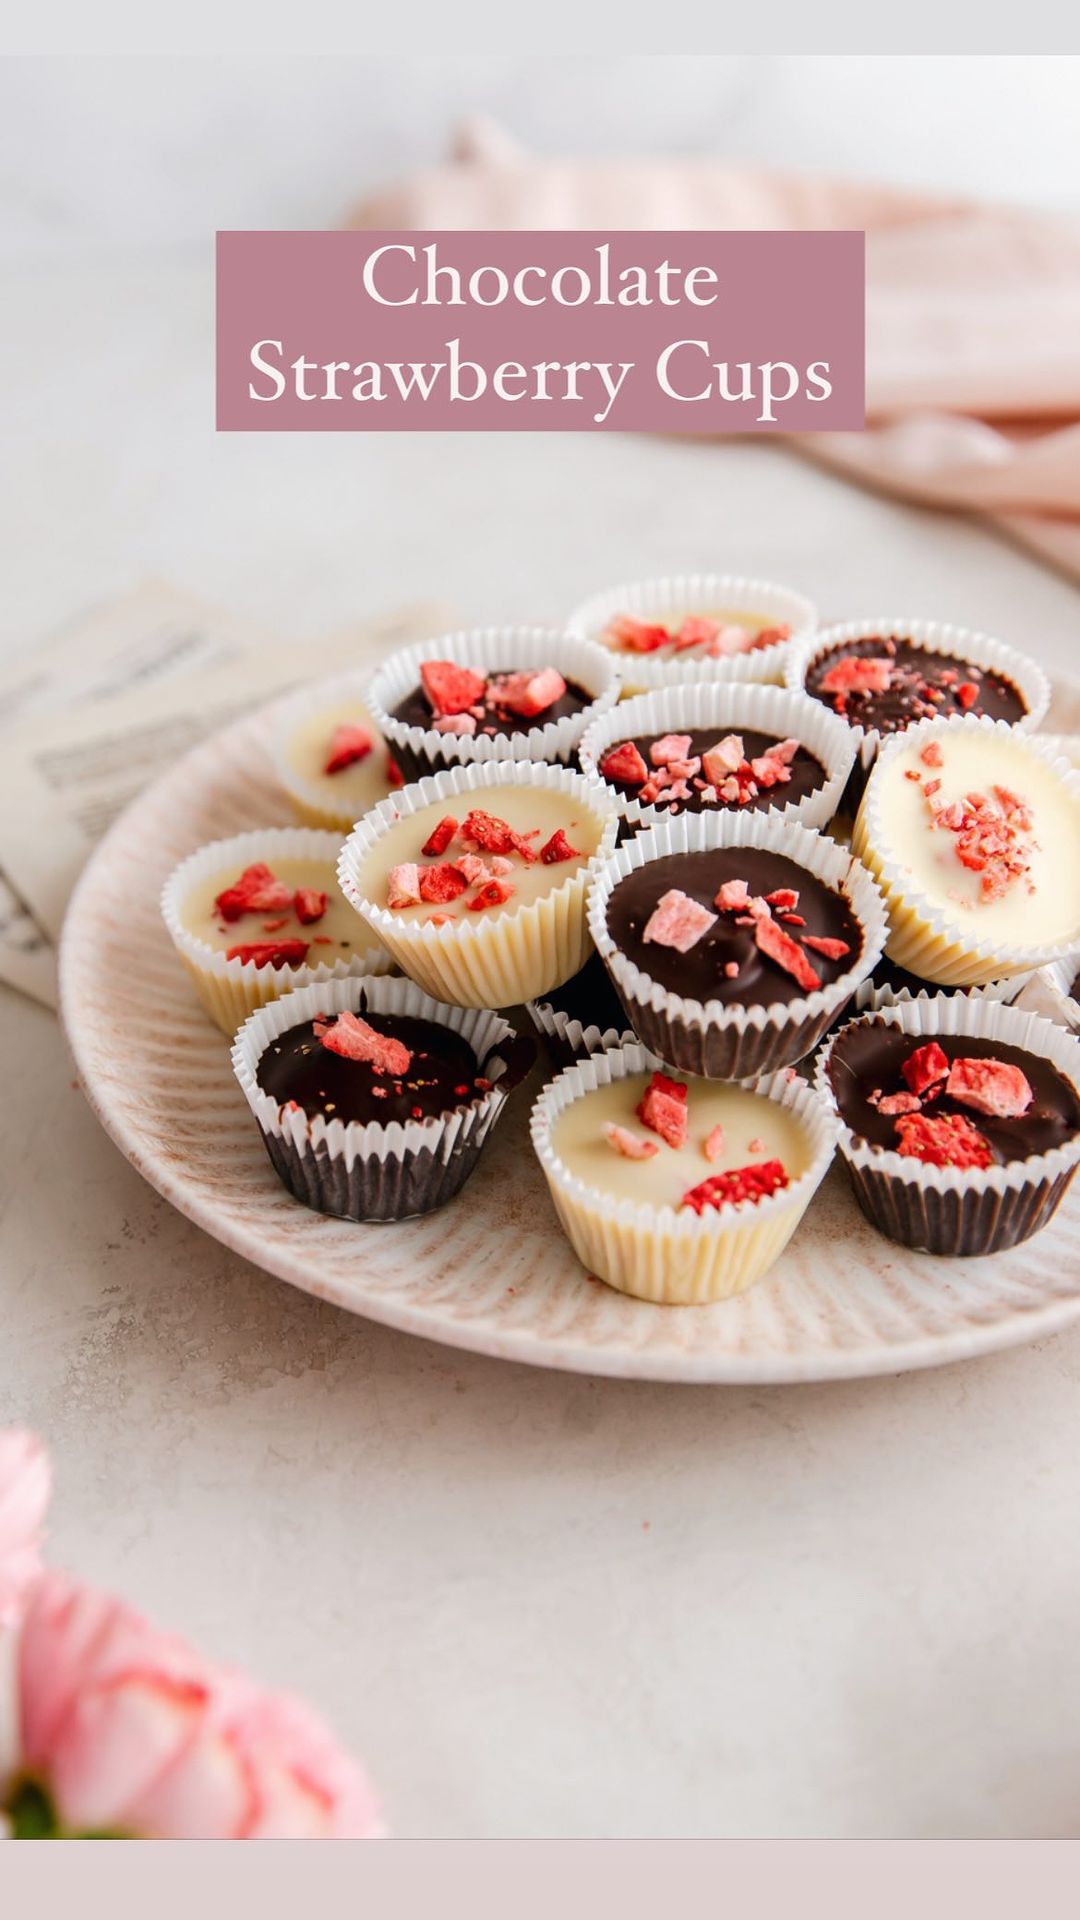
771,738 -> 800,765
636,1072 -> 688,1149
432,712 -> 477,736
215,862 -> 294,922
920,740 -> 944,768
386,755 -> 404,788
467,879 -> 515,911
672,616 -> 720,650
801,935 -> 851,961
643,888 -> 718,954
602,1122 -> 659,1161
454,853 -> 495,885
715,878 -> 751,912
489,668 -> 567,718
945,1056 -> 1033,1119
320,1010 -> 412,1075
894,1111 -> 993,1169
539,829 -> 582,865
599,741 -> 649,786
955,681 -> 980,710
901,1040 -> 949,1097
754,915 -> 821,991
765,888 -> 799,911
877,1091 -> 922,1117
681,1160 -> 789,1213
225,938 -> 309,970
750,755 -> 792,789
649,733 -> 694,769
606,614 -> 669,654
422,815 -> 459,857
294,888 -> 329,925
818,656 -> 893,696
703,1124 -> 726,1163
418,863 -> 469,903
387,862 -> 422,908
461,808 -> 537,861
420,659 -> 487,717
701,736 -> 745,785
323,723 -> 374,775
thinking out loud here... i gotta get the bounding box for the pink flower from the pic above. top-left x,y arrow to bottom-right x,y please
0,1428 -> 51,1628
14,1573 -> 384,1838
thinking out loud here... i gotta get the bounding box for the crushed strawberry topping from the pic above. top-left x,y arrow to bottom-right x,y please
386,756 -> 404,788
215,862 -> 294,922
955,681 -> 980,710
461,808 -> 538,861
418,863 -> 469,903
921,775 -> 1035,903
602,1123 -> 659,1161
681,1160 -> 789,1213
818,656 -> 893,696
877,1091 -> 923,1117
225,939 -> 309,970
599,741 -> 649,786
703,1124 -> 726,1163
650,733 -> 694,769
894,1111 -> 993,1169
715,878 -> 751,912
422,816 -> 459,857
420,660 -> 486,717
605,614 -> 670,654
387,862 -> 422,908
488,668 -> 567,718
323,724 -> 374,776
802,935 -> 850,961
944,1056 -> 1033,1119
901,1041 -> 949,1097
754,915 -> 821,992
319,1010 -> 412,1075
539,829 -> 582,865
920,740 -> 944,769
605,614 -> 788,659
294,888 -> 329,925
467,879 -> 515,912
636,1072 -> 689,1150
432,713 -> 477,736
643,888 -> 717,954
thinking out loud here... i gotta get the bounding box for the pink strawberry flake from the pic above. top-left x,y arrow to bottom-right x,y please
877,1091 -> 922,1117
214,863 -> 294,922
294,888 -> 329,925
703,1125 -> 726,1162
724,961 -> 740,978
754,915 -> 822,992
642,888 -> 718,954
432,713 -> 477,736
714,878 -> 751,912
944,1056 -> 1033,1119
955,681 -> 980,710
636,1072 -> 689,1150
489,668 -> 567,718
454,853 -> 495,886
920,740 -> 944,768
765,888 -> 799,911
818,655 -> 893,696
902,1041 -> 950,1096
323,723 -> 374,775
801,935 -> 851,961
701,736 -> 744,783
320,1010 -> 412,1075
771,738 -> 800,765
602,1123 -> 659,1161
672,616 -> 720,651
649,733 -> 694,769
387,862 -> 421,908
599,741 -> 649,786
606,614 -> 670,654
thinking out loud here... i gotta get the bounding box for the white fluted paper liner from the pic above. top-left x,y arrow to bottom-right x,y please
365,627 -> 621,777
814,995 -> 1080,1255
1042,959 -> 1080,1034
851,713 -> 1080,986
784,617 -> 1050,784
524,994 -> 637,1065
1031,732 -> 1080,770
162,827 -> 392,1036
272,671 -> 395,831
854,971 -> 1033,1014
232,975 -> 526,1221
565,572 -> 816,694
578,680 -> 857,834
587,809 -> 888,1079
337,759 -> 619,1009
529,1041 -> 839,1304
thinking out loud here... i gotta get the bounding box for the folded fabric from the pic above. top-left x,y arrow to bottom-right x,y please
349,120 -> 1080,582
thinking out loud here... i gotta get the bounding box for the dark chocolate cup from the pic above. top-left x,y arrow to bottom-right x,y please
815,997 -> 1080,1258
231,976 -> 535,1225
586,809 -> 887,1082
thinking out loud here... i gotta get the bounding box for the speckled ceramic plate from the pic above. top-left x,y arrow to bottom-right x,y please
58,691 -> 1080,1384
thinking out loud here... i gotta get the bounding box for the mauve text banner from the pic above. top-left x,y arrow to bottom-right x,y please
216,230 -> 865,434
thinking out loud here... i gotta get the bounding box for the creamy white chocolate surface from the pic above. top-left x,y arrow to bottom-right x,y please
872,732 -> 1080,947
551,1073 -> 812,1210
353,787 -> 604,928
285,700 -> 393,822
182,856 -> 383,967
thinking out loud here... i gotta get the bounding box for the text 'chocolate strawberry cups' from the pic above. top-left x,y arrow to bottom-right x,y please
365,627 -> 621,784
530,1043 -> 840,1304
336,759 -> 619,1009
587,809 -> 888,1081
232,976 -> 535,1223
161,827 -> 392,1034
851,714 -> 1080,987
578,680 -> 857,838
816,996 -> 1080,1258
566,572 -> 817,696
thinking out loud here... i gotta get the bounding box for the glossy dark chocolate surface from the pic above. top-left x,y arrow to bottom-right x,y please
394,675 -> 592,739
257,1012 -> 484,1126
605,848 -> 863,1009
599,729 -> 827,814
805,636 -> 1026,733
827,1024 -> 1079,1165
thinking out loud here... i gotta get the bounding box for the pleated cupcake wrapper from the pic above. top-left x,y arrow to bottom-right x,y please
1042,960 -> 1080,1034
815,994 -> 1080,1257
784,617 -> 1051,799
232,974 -> 531,1222
337,758 -> 620,1009
587,809 -> 888,1080
854,971 -> 1034,1014
530,1041 -> 839,1304
577,679 -> 857,835
162,826 -> 394,1036
364,627 -> 621,783
271,670 -> 394,832
565,571 -> 817,695
524,994 -> 638,1067
851,712 -> 1080,985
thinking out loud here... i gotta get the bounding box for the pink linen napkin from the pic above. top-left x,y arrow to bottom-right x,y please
349,120 -> 1080,582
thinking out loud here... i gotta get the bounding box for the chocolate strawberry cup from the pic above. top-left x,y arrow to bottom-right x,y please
273,671 -> 400,833
566,572 -> 816,695
578,681 -> 856,836
162,827 -> 393,1035
530,1042 -> 839,1304
854,956 -> 1034,1015
365,627 -> 620,784
588,810 -> 887,1080
337,759 -> 619,1009
785,617 -> 1050,809
232,976 -> 535,1223
815,995 -> 1080,1257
